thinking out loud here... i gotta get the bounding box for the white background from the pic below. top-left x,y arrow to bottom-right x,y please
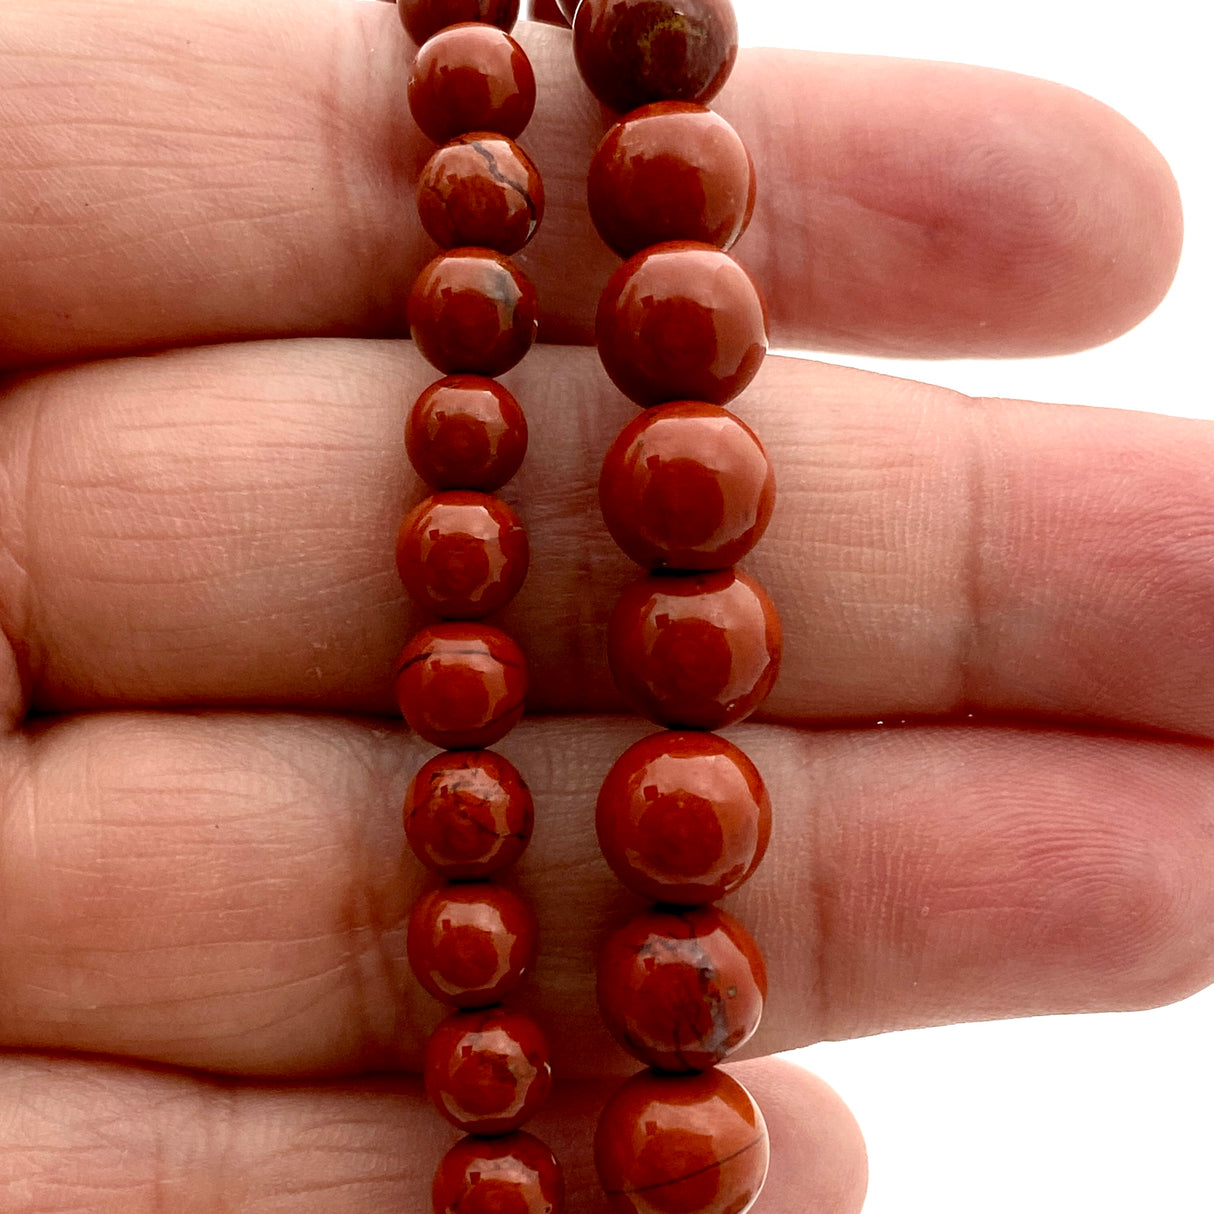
732,2 -> 1212,1211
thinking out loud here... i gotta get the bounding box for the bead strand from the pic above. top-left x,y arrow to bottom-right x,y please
393,4 -> 564,1211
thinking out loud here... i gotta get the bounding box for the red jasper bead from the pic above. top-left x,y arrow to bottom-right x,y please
424,1006 -> 553,1134
599,401 -> 775,570
607,569 -> 781,730
408,249 -> 539,377
595,1069 -> 769,1214
572,0 -> 738,114
406,376 -> 528,492
394,623 -> 527,749
596,731 -> 770,904
405,749 -> 534,878
398,0 -> 519,47
595,242 -> 767,407
589,103 -> 755,257
419,133 -> 545,254
407,883 -> 538,1007
396,491 -> 530,620
432,1132 -> 565,1214
408,25 -> 536,145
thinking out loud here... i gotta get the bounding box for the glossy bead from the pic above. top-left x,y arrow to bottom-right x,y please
596,242 -> 767,407
599,401 -> 774,570
398,0 -> 519,46
432,1132 -> 566,1214
589,103 -> 755,257
596,731 -> 770,904
406,376 -> 528,492
407,883 -> 538,1007
419,133 -> 545,254
408,25 -> 536,145
607,570 -> 781,730
394,623 -> 527,749
595,1069 -> 769,1214
424,1006 -> 553,1134
408,249 -> 539,377
405,749 -> 534,878
573,0 -> 738,114
396,491 -> 530,620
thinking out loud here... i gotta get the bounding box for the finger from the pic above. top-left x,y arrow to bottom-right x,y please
0,1052 -> 867,1214
4,342 -> 1214,739
0,0 -> 1178,367
0,711 -> 1209,1075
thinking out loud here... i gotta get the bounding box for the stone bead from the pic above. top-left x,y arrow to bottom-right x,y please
607,570 -> 781,730
406,376 -> 528,492
595,1069 -> 769,1214
424,1006 -> 553,1134
595,242 -> 767,407
408,25 -> 536,145
407,883 -> 538,1007
589,103 -> 755,257
432,1132 -> 566,1214
394,623 -> 527,750
396,491 -> 530,620
572,0 -> 738,114
598,401 -> 775,571
596,731 -> 770,904
405,749 -> 534,878
597,905 -> 766,1072
398,0 -> 519,47
408,249 -> 539,377
419,133 -> 544,254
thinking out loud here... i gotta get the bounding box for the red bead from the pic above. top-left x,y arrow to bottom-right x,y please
607,570 -> 781,730
432,1132 -> 566,1214
597,905 -> 766,1072
408,25 -> 536,145
596,731 -> 770,904
599,401 -> 775,571
408,249 -> 539,377
595,242 -> 767,407
394,623 -> 527,749
424,1006 -> 553,1133
589,103 -> 755,257
572,0 -> 738,114
406,376 -> 528,492
396,491 -> 530,620
595,1069 -> 769,1214
419,134 -> 544,255
408,883 -> 538,1007
405,749 -> 534,878
398,0 -> 520,46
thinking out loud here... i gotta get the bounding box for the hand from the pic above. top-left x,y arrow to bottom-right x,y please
0,2 -> 1208,1211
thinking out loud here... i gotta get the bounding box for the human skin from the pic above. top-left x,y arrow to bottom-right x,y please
0,1 -> 1209,1210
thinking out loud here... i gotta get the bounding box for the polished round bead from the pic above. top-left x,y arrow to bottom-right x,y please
595,1069 -> 769,1214
394,623 -> 527,749
424,1006 -> 553,1134
573,0 -> 738,114
596,731 -> 770,904
405,749 -> 534,878
408,25 -> 536,145
408,249 -> 538,377
599,401 -> 775,570
419,133 -> 545,254
398,0 -> 519,46
396,491 -> 530,620
589,103 -> 755,257
597,904 -> 766,1071
595,242 -> 767,407
406,376 -> 528,492
407,883 -> 538,1007
607,569 -> 781,730
432,1132 -> 566,1214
